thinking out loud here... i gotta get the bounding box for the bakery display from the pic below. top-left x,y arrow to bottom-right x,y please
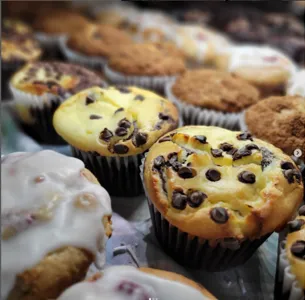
1,150 -> 112,300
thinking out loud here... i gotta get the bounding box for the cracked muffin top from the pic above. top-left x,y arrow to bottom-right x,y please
53,86 -> 179,156
143,126 -> 303,240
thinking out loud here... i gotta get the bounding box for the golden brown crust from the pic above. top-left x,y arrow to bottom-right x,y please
7,247 -> 93,300
67,24 -> 133,58
172,69 -> 260,112
108,43 -> 186,76
245,96 -> 305,160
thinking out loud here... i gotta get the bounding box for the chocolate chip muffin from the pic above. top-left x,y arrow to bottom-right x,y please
166,69 -> 259,129
245,96 -> 305,161
142,126 -> 303,271
53,86 -> 179,196
105,43 -> 186,92
61,23 -> 133,69
10,61 -> 106,144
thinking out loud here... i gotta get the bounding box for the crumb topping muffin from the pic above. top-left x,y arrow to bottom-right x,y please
144,126 -> 303,240
245,96 -> 305,160
108,43 -> 186,76
287,69 -> 305,97
1,150 -> 112,300
171,69 -> 260,113
67,24 -> 133,59
53,86 -> 179,156
58,266 -> 215,300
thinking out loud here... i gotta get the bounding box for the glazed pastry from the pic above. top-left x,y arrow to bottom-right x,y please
287,69 -> 305,97
58,266 -> 216,299
10,61 -> 106,144
1,150 -> 112,300
143,126 -> 303,270
53,86 -> 179,196
245,96 -> 305,160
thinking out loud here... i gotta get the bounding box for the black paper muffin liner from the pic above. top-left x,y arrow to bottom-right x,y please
2,62 -> 24,100
71,147 -> 144,197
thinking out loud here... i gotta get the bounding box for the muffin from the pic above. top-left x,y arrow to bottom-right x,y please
244,96 -> 305,161
105,43 -> 186,92
53,86 -> 179,196
215,45 -> 298,97
165,69 -> 260,129
1,150 -> 112,300
60,23 -> 133,69
276,205 -> 305,300
10,61 -> 106,144
58,266 -> 216,299
142,126 -> 303,271
287,69 -> 305,97
2,19 -> 42,100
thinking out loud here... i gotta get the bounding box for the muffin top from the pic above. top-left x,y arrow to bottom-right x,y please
108,43 -> 186,76
53,86 -> 179,156
245,96 -> 305,160
287,69 -> 305,97
10,61 -> 106,97
58,266 -> 214,300
171,69 -> 260,112
1,150 -> 112,300
143,126 -> 303,240
33,9 -> 89,35
67,24 -> 133,58
285,205 -> 305,289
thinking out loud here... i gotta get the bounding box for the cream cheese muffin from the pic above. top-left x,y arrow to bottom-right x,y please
10,61 -> 106,144
1,150 -> 112,300
287,69 -> 305,97
58,266 -> 215,300
53,86 -> 179,196
215,45 -> 297,97
142,126 -> 303,270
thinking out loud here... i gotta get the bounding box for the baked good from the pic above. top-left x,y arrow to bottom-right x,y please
10,61 -> 106,144
105,43 -> 186,91
165,69 -> 259,129
58,266 -> 216,299
245,96 -> 305,160
142,126 -> 303,270
287,69 -> 305,97
1,150 -> 112,300
53,86 -> 179,196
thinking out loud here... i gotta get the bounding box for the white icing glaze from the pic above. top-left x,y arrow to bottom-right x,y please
287,69 -> 305,97
1,150 -> 112,299
58,266 -> 209,300
228,45 -> 297,75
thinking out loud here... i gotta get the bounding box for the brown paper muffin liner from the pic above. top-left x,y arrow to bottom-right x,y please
104,64 -> 177,94
275,240 -> 304,300
71,147 -> 144,197
140,155 -> 271,271
165,80 -> 242,130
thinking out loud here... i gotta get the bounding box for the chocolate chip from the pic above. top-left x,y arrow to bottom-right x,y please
172,190 -> 187,210
89,114 -> 102,120
178,167 -> 197,179
211,149 -> 223,158
195,135 -> 207,144
153,155 -> 165,169
158,112 -> 171,121
281,161 -> 295,170
238,171 -> 256,184
206,169 -> 221,181
118,118 -> 131,129
172,161 -> 182,172
167,152 -> 178,164
117,86 -> 130,93
227,148 -> 238,155
158,136 -> 171,143
283,169 -> 301,184
133,132 -> 148,147
115,127 -> 128,137
261,147 -> 275,170
288,219 -> 305,232
114,108 -> 124,114
290,241 -> 305,259
113,144 -> 129,154
219,143 -> 233,152
210,207 -> 229,224
299,205 -> 305,216
85,96 -> 95,105
245,144 -> 260,151
188,191 -> 207,208
134,95 -> 145,101
237,132 -> 253,141
233,148 -> 252,161
100,128 -> 113,142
